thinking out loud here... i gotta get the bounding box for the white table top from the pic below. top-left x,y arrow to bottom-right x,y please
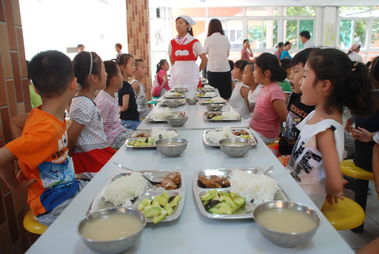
138,102 -> 250,130
26,129 -> 353,254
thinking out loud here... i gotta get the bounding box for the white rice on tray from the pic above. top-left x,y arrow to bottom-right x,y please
103,172 -> 147,206
151,107 -> 171,121
150,128 -> 178,141
230,169 -> 279,206
206,127 -> 233,144
222,111 -> 240,120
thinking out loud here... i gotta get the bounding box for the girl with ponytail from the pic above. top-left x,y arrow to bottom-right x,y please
288,48 -> 374,208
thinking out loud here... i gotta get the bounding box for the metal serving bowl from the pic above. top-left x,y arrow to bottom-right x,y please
186,97 -> 198,105
219,137 -> 251,157
166,113 -> 188,127
164,99 -> 181,108
206,103 -> 223,111
156,137 -> 187,157
78,207 -> 146,254
173,87 -> 188,93
253,201 -> 320,248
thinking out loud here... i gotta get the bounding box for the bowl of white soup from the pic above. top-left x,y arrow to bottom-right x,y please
78,207 -> 146,254
253,201 -> 320,248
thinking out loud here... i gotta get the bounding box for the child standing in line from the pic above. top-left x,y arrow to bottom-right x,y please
0,51 -> 80,225
152,59 -> 170,97
116,54 -> 140,130
68,51 -> 115,179
278,48 -> 315,155
250,53 -> 288,144
288,48 -> 374,208
95,60 -> 133,149
131,59 -> 151,119
169,15 -> 207,89
280,41 -> 292,60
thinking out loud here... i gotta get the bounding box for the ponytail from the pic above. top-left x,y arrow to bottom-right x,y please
156,59 -> 167,73
308,48 -> 374,116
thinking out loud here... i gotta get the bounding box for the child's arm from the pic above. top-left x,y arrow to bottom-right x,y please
161,74 -> 168,88
67,120 -> 85,155
198,53 -> 207,72
272,99 -> 288,122
317,128 -> 345,204
240,87 -> 251,112
131,81 -> 140,94
372,143 -> 379,195
120,94 -> 130,112
10,114 -> 28,139
351,127 -> 376,142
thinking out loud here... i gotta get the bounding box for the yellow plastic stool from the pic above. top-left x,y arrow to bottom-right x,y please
321,197 -> 365,231
23,210 -> 48,235
340,159 -> 374,180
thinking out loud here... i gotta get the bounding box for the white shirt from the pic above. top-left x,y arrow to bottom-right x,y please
229,82 -> 250,119
347,52 -> 363,63
204,32 -> 230,72
288,111 -> 344,208
303,39 -> 315,49
168,33 -> 204,58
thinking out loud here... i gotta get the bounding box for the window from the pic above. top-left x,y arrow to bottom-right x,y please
285,6 -> 316,16
339,19 -> 367,49
372,19 -> 379,48
284,19 -> 314,49
247,20 -> 278,49
222,20 -> 243,51
246,7 -> 280,16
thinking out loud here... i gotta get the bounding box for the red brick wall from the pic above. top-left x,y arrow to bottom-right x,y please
126,0 -> 152,99
0,0 -> 35,253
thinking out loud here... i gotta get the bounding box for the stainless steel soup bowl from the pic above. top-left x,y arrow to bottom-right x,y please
156,137 -> 187,157
164,99 -> 181,108
206,103 -> 223,111
166,113 -> 188,127
186,97 -> 198,105
219,137 -> 251,157
78,207 -> 146,254
253,201 -> 320,248
173,87 -> 188,93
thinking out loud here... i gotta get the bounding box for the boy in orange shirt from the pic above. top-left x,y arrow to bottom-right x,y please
0,50 -> 80,225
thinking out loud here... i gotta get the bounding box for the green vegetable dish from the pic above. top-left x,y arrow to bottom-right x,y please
201,190 -> 245,215
128,137 -> 155,147
138,192 -> 182,224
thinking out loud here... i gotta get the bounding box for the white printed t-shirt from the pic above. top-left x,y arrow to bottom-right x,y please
288,110 -> 344,208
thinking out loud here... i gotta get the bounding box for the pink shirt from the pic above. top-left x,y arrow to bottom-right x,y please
250,83 -> 286,139
157,69 -> 169,90
94,90 -> 126,146
241,48 -> 252,61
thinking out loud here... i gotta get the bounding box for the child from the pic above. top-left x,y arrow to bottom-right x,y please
169,15 -> 207,89
94,60 -> 133,149
68,51 -> 115,179
288,48 -> 374,208
116,53 -> 140,130
131,59 -> 151,119
274,42 -> 284,61
250,53 -> 288,144
152,59 -> 170,97
0,51 -> 80,225
279,58 -> 292,98
280,41 -> 292,60
229,63 -> 255,118
278,48 -> 315,155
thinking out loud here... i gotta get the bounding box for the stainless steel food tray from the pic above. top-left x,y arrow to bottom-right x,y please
145,111 -> 186,123
199,99 -> 225,105
203,111 -> 241,122
193,168 -> 287,220
195,93 -> 217,98
88,169 -> 185,223
163,94 -> 186,99
125,129 -> 179,149
203,128 -> 257,147
160,99 -> 186,107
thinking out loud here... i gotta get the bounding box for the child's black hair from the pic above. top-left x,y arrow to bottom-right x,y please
280,59 -> 291,72
307,48 -> 374,116
156,59 -> 167,73
116,53 -> 134,67
290,48 -> 314,68
73,51 -> 102,89
284,41 -> 291,47
104,60 -> 119,88
255,53 -> 286,82
234,59 -> 248,72
28,50 -> 74,98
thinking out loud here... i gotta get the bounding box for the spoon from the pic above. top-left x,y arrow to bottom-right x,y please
113,162 -> 162,184
264,166 -> 274,176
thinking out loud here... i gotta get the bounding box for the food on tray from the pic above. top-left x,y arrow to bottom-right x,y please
164,91 -> 185,98
202,96 -> 225,104
128,137 -> 155,147
134,132 -> 150,138
230,170 -> 278,206
196,91 -> 216,98
150,128 -> 178,141
198,175 -> 230,188
80,213 -> 144,241
206,111 -> 240,120
150,108 -> 171,121
201,190 -> 245,215
205,128 -> 255,145
103,172 -> 146,206
138,192 -> 182,224
157,172 -> 181,190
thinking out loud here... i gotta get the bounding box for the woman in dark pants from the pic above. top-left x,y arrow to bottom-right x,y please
204,19 -> 232,99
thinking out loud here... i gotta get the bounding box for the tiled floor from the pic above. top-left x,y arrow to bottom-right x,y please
338,182 -> 379,252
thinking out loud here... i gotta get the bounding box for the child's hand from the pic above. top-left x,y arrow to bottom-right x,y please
344,118 -> 353,132
16,171 -> 35,189
351,127 -> 375,142
326,192 -> 344,205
